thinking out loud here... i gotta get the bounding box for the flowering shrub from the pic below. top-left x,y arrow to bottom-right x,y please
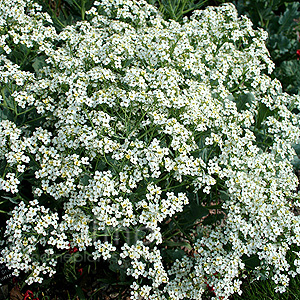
1,0 -> 300,299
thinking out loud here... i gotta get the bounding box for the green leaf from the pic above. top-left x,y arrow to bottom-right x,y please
189,201 -> 209,220
158,0 -> 208,22
275,60 -> 300,94
291,156 -> 300,170
162,248 -> 186,262
79,174 -> 91,186
227,94 -> 234,102
202,213 -> 224,226
64,0 -> 80,10
269,34 -> 291,54
0,107 -> 14,122
1,195 -> 21,205
32,56 -> 48,74
182,201 -> 209,227
279,60 -> 299,77
267,14 -> 280,36
108,254 -> 129,282
205,204 -> 222,209
277,35 -> 291,53
164,240 -> 192,250
95,159 -> 107,171
123,58 -> 134,68
234,92 -> 254,112
0,159 -> 6,176
1,87 -> 11,100
258,6 -> 274,21
219,190 -> 230,201
256,102 -> 273,128
278,2 -> 300,34
242,254 -> 261,270
293,144 -> 300,156
63,261 -> 77,283
199,147 -> 208,162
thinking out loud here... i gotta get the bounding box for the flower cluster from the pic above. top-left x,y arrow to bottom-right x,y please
1,0 -> 300,299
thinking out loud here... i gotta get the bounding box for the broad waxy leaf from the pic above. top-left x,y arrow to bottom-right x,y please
278,2 -> 300,34
234,92 -> 254,112
293,143 -> 300,156
32,56 -> 48,74
292,156 -> 300,169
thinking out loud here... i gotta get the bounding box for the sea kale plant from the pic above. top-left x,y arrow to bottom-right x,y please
1,0 -> 300,299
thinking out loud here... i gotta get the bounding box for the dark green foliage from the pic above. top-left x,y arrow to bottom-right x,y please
235,0 -> 300,94
274,59 -> 300,94
234,92 -> 255,112
233,246 -> 300,300
32,56 -> 48,75
38,0 -> 94,31
148,0 -> 210,21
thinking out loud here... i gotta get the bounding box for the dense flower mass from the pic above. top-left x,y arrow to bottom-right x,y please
1,0 -> 300,299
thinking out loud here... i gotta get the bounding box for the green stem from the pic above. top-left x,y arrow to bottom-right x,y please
257,8 -> 265,28
54,15 -> 66,29
27,153 -> 40,168
0,103 -> 14,111
73,0 -> 82,13
153,172 -> 171,185
177,0 -> 185,20
83,107 -> 96,130
24,115 -> 46,124
103,152 -> 119,174
164,229 -> 182,240
168,0 -> 177,20
16,106 -> 36,116
138,126 -> 157,141
162,181 -> 188,192
171,216 -> 194,244
80,0 -> 86,21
